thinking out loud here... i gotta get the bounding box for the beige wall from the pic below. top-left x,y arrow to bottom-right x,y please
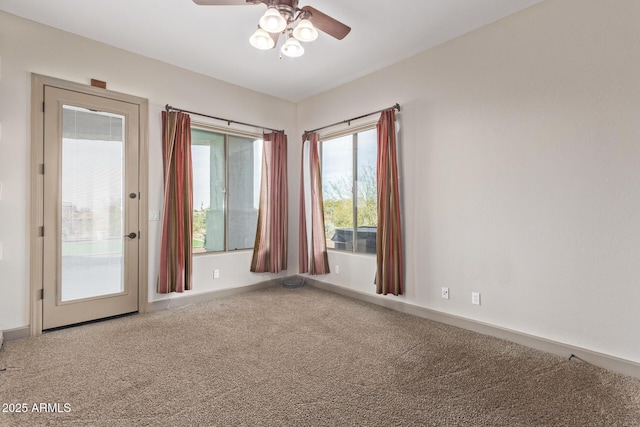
0,11 -> 296,331
296,0 -> 640,364
2,0 -> 639,365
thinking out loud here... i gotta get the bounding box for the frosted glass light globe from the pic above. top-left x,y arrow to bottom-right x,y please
281,36 -> 304,57
292,19 -> 318,42
250,28 -> 275,50
259,8 -> 287,33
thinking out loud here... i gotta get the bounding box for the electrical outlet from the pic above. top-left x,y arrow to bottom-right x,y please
213,269 -> 220,279
472,292 -> 481,305
335,265 -> 340,274
441,287 -> 449,299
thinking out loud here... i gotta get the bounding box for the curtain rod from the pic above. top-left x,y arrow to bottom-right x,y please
304,103 -> 400,136
165,104 -> 283,133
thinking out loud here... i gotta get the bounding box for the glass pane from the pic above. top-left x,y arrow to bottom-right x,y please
191,129 -> 225,253
322,135 -> 354,251
61,106 -> 125,301
356,129 -> 377,254
228,136 -> 262,250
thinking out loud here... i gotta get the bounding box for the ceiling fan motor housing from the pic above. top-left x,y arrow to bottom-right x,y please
268,0 -> 300,23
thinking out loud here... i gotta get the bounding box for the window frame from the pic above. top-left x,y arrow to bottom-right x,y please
320,123 -> 378,255
190,122 -> 262,254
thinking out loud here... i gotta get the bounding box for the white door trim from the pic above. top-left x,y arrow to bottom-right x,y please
30,74 -> 149,335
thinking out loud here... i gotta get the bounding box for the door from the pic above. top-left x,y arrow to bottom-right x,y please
42,86 -> 140,330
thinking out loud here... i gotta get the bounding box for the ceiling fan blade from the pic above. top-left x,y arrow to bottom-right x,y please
192,0 -> 259,5
300,5 -> 351,40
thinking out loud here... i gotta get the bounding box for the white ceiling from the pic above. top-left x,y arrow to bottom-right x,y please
0,0 -> 543,102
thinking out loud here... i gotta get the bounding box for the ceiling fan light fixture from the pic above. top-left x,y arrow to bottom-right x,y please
259,7 -> 287,33
281,36 -> 304,58
292,19 -> 318,42
249,28 -> 275,50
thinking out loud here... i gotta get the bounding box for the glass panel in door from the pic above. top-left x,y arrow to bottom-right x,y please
60,105 -> 125,301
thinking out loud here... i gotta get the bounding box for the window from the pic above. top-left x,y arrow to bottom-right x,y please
321,127 -> 377,254
191,127 -> 263,253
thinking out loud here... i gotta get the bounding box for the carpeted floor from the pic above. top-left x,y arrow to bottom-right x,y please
1,285 -> 639,426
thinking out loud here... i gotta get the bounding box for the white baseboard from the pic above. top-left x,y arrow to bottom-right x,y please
304,276 -> 640,380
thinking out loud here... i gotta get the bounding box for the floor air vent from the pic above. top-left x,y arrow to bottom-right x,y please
282,277 -> 304,289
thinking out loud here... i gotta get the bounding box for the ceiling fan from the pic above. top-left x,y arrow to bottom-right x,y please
193,0 -> 351,57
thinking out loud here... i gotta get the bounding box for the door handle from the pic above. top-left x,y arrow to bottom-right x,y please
124,232 -> 137,239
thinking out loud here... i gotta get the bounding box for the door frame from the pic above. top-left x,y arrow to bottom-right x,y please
30,74 -> 149,336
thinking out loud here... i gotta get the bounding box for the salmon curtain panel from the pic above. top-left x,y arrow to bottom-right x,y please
251,131 -> 288,273
158,111 -> 193,294
376,109 -> 404,295
299,132 -> 330,275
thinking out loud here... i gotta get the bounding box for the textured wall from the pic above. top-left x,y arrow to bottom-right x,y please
296,0 -> 640,363
0,11 -> 295,330
3,1 -> 640,366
